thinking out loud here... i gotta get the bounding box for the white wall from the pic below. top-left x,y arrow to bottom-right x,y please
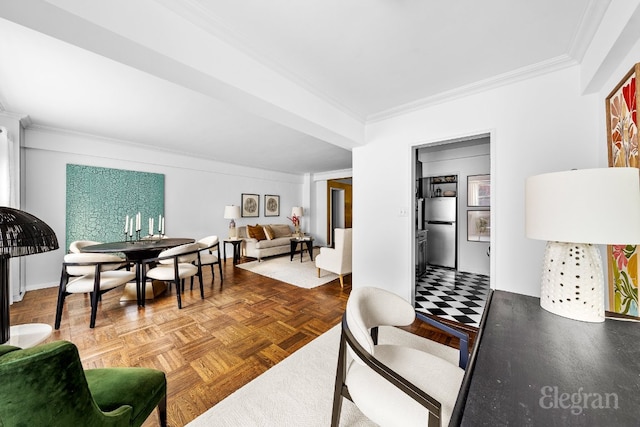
419,140 -> 491,275
356,66 -> 600,301
22,127 -> 305,291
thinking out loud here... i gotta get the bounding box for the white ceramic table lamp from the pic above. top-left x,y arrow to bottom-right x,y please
525,168 -> 640,322
224,205 -> 241,238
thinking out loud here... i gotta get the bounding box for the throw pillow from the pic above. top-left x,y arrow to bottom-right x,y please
263,225 -> 275,240
271,224 -> 292,238
247,224 -> 267,241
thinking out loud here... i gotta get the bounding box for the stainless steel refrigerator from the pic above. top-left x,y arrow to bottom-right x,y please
425,197 -> 456,268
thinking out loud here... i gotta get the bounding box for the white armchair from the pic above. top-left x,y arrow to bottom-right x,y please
315,228 -> 352,288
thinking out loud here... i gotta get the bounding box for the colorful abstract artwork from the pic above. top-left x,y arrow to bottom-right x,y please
606,63 -> 640,316
66,164 -> 164,250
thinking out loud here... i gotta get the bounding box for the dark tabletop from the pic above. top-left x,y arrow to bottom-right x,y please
81,238 -> 195,255
457,290 -> 640,426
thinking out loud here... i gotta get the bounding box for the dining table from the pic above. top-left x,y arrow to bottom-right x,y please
81,237 -> 195,306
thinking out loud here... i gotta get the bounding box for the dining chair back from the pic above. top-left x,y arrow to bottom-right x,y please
195,235 -> 223,287
68,240 -> 102,253
142,243 -> 203,309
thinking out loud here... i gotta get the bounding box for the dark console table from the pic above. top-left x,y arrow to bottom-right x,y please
452,290 -> 640,426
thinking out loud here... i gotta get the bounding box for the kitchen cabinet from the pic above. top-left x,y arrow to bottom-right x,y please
416,230 -> 427,276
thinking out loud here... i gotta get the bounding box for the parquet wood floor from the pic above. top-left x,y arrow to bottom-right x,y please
9,256 -> 475,426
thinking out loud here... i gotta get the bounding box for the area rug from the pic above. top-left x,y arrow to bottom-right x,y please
187,324 -> 445,427
237,249 -> 338,289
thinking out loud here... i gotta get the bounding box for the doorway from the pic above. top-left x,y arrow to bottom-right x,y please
327,178 -> 352,247
412,133 -> 492,328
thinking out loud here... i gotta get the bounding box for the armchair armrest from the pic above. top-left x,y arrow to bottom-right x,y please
340,316 -> 443,419
319,246 -> 335,256
415,312 -> 469,369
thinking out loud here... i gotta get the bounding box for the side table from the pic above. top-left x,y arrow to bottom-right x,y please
224,238 -> 243,265
290,237 -> 314,262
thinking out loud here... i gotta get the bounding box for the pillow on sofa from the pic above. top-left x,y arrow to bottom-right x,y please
271,224 -> 292,238
263,225 -> 275,240
247,224 -> 267,241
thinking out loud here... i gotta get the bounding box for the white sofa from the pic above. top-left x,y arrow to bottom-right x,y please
238,224 -> 294,261
315,228 -> 352,287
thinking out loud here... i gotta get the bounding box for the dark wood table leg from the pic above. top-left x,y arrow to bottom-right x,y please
233,242 -> 240,265
306,240 -> 314,261
290,240 -> 296,261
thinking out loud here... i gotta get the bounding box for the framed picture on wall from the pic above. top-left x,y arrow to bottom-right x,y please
241,193 -> 259,218
467,174 -> 490,207
605,63 -> 640,315
264,194 -> 280,217
467,210 -> 490,242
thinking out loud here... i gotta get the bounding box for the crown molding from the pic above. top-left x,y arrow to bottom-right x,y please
567,0 -> 612,62
0,108 -> 31,128
367,55 -> 578,123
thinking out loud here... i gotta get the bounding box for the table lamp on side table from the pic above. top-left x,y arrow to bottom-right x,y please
525,167 -> 640,322
224,205 -> 241,239
0,207 -> 59,345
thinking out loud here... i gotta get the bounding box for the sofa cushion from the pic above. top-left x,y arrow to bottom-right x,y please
271,224 -> 292,238
254,237 -> 291,249
263,225 -> 275,240
247,224 -> 267,240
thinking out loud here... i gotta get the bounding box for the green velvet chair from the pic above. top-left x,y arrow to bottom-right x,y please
0,340 -> 167,427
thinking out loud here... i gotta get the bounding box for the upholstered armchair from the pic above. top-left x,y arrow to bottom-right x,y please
0,340 -> 166,426
315,228 -> 352,288
331,287 -> 469,427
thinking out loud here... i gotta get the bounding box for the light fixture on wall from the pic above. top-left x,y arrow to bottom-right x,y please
525,168 -> 640,322
224,205 -> 241,238
291,206 -> 303,237
0,207 -> 59,344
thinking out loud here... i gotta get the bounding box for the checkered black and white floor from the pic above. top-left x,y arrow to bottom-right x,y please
415,265 -> 490,328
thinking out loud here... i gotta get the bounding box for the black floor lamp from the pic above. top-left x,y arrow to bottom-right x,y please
0,207 -> 58,344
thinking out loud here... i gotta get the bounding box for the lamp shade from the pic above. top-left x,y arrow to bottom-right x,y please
0,207 -> 58,344
291,207 -> 303,218
0,207 -> 59,257
223,205 -> 241,220
525,168 -> 640,245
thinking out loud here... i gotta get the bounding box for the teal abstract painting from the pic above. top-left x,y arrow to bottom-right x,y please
66,164 -> 165,249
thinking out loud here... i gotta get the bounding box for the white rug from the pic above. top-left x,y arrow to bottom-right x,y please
187,324 -> 451,427
237,249 -> 338,289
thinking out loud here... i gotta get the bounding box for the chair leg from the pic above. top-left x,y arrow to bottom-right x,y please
218,261 -> 224,288
198,269 -> 204,299
339,274 -> 344,288
331,329 -> 349,427
89,290 -> 100,328
317,267 -> 321,278
157,393 -> 167,427
54,270 -> 68,330
175,281 -> 182,309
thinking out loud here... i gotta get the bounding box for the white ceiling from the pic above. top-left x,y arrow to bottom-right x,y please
0,0 -> 609,174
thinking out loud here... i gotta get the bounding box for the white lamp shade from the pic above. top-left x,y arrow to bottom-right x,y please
525,167 -> 640,245
224,205 -> 241,220
291,207 -> 303,217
